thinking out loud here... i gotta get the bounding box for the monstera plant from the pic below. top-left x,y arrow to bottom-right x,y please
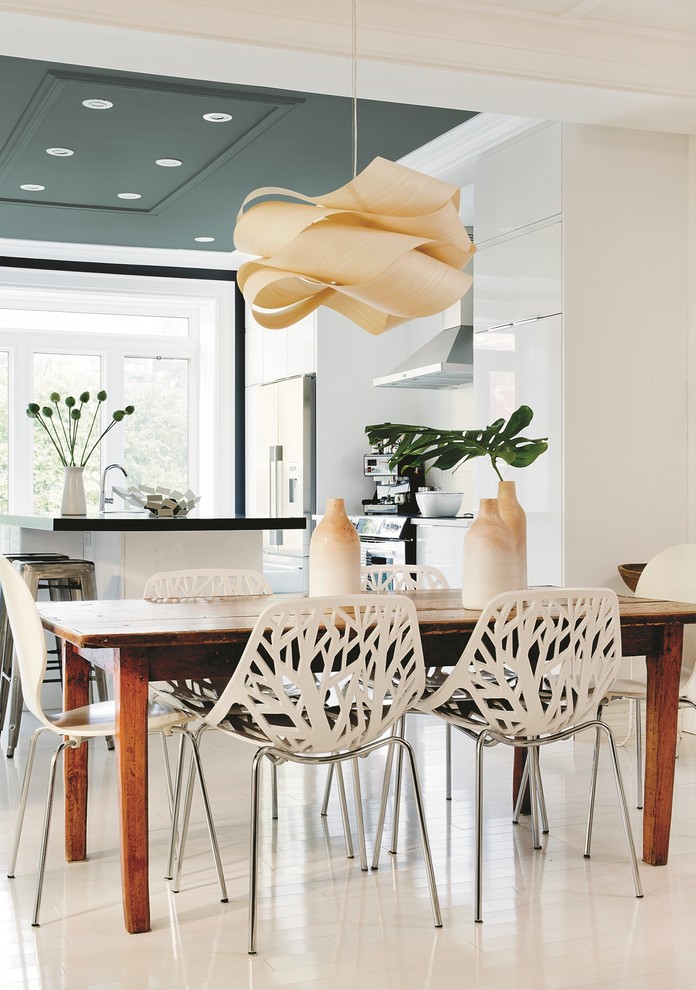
365,404 -> 548,482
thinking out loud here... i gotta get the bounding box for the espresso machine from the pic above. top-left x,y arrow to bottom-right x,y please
362,451 -> 424,515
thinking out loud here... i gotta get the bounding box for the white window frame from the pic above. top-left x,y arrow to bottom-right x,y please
0,266 -> 235,514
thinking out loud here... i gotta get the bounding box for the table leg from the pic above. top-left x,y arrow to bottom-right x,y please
63,641 -> 90,862
114,648 -> 151,934
643,623 -> 683,866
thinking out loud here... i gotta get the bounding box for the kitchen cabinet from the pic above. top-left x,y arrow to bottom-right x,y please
474,222 -> 562,333
245,311 -> 316,385
473,121 -> 689,589
474,123 -> 562,242
414,518 -> 470,589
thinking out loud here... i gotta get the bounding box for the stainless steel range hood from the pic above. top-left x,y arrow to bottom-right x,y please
372,325 -> 474,389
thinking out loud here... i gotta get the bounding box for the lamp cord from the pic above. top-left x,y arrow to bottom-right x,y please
352,0 -> 358,179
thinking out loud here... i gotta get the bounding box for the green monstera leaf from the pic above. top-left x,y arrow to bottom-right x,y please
365,404 -> 548,482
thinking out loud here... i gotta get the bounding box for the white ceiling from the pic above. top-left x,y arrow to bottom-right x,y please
0,1 -> 695,136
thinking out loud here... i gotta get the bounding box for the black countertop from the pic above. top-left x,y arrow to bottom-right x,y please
0,512 -> 307,533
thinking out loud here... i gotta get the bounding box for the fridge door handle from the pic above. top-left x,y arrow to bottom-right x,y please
268,445 -> 283,546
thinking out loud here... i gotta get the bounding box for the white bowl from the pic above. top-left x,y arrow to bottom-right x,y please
415,492 -> 463,517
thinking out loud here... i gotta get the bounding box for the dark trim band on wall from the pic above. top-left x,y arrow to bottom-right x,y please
0,255 -> 236,281
0,255 -> 246,513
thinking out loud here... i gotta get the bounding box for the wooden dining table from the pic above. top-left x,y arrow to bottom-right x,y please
37,588 -> 696,934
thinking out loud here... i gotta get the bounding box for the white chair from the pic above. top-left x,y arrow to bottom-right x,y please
360,563 -> 449,592
0,554 -> 224,926
602,544 -> 696,808
343,563 -> 455,853
143,568 -> 272,601
142,568 -> 282,872
167,594 -> 442,954
388,587 -> 643,923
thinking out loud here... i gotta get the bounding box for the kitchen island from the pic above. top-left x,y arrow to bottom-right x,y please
0,512 -> 307,598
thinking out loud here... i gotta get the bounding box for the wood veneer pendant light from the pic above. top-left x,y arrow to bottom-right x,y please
233,1 -> 476,335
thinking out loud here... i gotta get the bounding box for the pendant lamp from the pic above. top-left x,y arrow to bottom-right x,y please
233,4 -> 476,335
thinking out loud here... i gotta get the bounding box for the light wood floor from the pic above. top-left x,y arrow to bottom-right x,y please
2,706 -> 696,989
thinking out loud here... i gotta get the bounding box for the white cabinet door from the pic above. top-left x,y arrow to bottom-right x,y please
473,238 -> 515,333
514,222 -> 562,323
514,124 -> 562,230
473,141 -> 516,242
416,524 -> 467,589
474,222 -> 562,332
474,123 -> 562,242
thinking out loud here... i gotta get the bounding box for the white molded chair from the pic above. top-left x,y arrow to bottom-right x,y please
360,563 -> 449,592
602,544 -> 696,808
143,568 -> 272,601
143,567 -> 281,883
0,554 -> 224,926
167,594 -> 441,954
345,563 -> 454,852
391,587 -> 643,923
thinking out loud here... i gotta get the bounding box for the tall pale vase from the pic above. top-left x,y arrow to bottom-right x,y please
497,480 -> 527,589
461,498 -> 517,609
61,466 -> 86,516
309,498 -> 361,596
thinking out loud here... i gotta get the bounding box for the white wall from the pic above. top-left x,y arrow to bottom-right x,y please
562,124 -> 691,588
314,309 -> 475,515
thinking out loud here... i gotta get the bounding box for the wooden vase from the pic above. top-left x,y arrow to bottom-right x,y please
461,497 -> 518,609
309,498 -> 361,596
497,480 -> 527,589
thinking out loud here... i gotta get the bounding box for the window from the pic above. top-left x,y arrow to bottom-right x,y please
0,266 -> 234,517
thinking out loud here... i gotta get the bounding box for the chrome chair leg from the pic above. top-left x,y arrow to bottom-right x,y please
634,699 -> 643,809
390,715 -> 406,854
531,746 -> 549,837
33,739 -> 78,926
170,724 -> 227,902
7,725 -> 50,877
271,762 -> 279,821
320,764 -> 334,816
528,748 -> 541,850
334,763 -> 354,859
512,755 -> 530,824
165,733 -> 187,880
595,721 -> 643,898
585,716 -> 603,857
371,732 -> 397,871
248,748 -> 265,955
392,737 -> 442,928
445,723 -> 452,800
474,733 -> 486,924
351,758 -> 368,871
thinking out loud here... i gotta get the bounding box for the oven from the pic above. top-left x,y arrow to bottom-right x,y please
350,515 -> 416,567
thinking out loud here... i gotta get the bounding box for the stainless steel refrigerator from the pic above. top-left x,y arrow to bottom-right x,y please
246,375 -> 316,592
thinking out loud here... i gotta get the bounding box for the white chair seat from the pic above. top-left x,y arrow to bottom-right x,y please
602,545 -> 696,809
47,698 -> 193,736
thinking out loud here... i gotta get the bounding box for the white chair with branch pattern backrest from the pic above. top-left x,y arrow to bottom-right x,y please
165,594 -> 441,954
385,587 -> 643,923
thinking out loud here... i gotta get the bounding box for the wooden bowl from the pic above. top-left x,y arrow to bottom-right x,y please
617,563 -> 647,592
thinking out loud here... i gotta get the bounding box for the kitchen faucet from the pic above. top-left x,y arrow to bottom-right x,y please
99,463 -> 128,512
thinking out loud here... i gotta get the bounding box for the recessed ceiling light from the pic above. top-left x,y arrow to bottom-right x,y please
82,99 -> 113,110
194,236 -> 215,243
20,183 -> 45,191
203,112 -> 232,123
117,192 -> 142,200
46,147 -> 74,157
155,158 -> 182,167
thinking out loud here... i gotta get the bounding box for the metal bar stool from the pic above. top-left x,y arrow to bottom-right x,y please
0,554 -> 70,737
3,558 -> 114,757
